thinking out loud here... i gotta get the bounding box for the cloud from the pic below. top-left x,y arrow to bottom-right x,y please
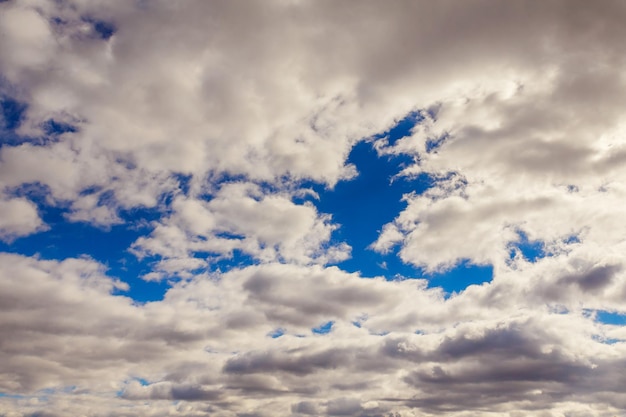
0,196 -> 46,241
2,254 -> 626,416
131,182 -> 350,279
1,0 -> 626,416
120,380 -> 221,401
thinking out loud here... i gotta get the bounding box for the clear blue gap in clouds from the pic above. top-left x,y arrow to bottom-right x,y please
65,16 -> 116,40
0,185 -> 169,303
267,328 -> 285,339
1,104 -> 502,303
302,112 -> 429,279
0,94 -> 28,146
0,172 -> 257,302
1,93 -> 78,147
596,310 -> 626,325
592,310 -> 626,344
0,95 -> 172,301
115,378 -> 149,398
303,111 -> 495,294
1,95 -> 27,131
509,230 -> 546,262
312,321 -> 334,335
426,261 -> 493,294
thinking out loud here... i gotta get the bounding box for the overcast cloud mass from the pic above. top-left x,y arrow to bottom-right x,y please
2,1 -> 626,416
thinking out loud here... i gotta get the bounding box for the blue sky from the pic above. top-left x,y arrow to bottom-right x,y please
2,2 -> 626,417
0,108 -> 493,300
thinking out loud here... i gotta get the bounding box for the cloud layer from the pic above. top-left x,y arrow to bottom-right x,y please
2,0 -> 626,416
2,254 -> 626,417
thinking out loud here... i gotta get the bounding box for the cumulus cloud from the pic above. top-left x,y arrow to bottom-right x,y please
132,182 -> 350,280
0,196 -> 46,241
370,3 -> 626,271
2,254 -> 626,416
2,0 -> 626,416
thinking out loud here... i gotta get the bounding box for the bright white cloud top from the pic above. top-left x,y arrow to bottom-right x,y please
2,1 -> 626,416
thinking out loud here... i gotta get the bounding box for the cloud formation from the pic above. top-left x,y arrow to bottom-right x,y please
2,254 -> 626,417
1,0 -> 626,416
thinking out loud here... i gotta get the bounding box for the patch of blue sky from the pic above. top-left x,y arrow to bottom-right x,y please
1,174 -> 257,302
80,16 -> 117,40
371,110 -> 424,146
0,392 -> 25,399
1,94 -> 79,147
1,94 -> 28,147
509,231 -> 546,263
205,171 -> 249,189
595,311 -> 626,326
312,321 -> 334,335
425,132 -> 450,153
115,378 -> 149,397
425,260 -> 493,296
0,108 -> 495,302
267,328 -> 285,339
207,249 -> 259,273
42,118 -> 78,136
0,189 -> 169,302
302,140 -> 431,278
135,378 -> 150,386
295,112 -> 496,295
171,172 -> 193,196
592,336 -> 621,345
563,234 -> 581,245
1,95 -> 27,131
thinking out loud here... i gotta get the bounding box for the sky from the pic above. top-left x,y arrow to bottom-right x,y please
1,1 -> 626,416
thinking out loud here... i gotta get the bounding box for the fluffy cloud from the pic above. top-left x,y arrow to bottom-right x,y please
373,79 -> 626,270
2,254 -> 626,417
132,182 -> 350,280
2,0 -> 626,416
0,196 -> 45,241
367,1 -> 626,272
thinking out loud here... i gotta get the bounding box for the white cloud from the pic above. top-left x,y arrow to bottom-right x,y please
2,0 -> 626,416
0,197 -> 46,241
2,254 -> 626,416
0,5 -> 54,76
373,50 -> 626,271
132,182 -> 350,279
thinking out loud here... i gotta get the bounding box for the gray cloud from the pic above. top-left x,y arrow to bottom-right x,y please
3,244 -> 626,416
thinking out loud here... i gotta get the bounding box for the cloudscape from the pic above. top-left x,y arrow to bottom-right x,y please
2,1 -> 626,416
